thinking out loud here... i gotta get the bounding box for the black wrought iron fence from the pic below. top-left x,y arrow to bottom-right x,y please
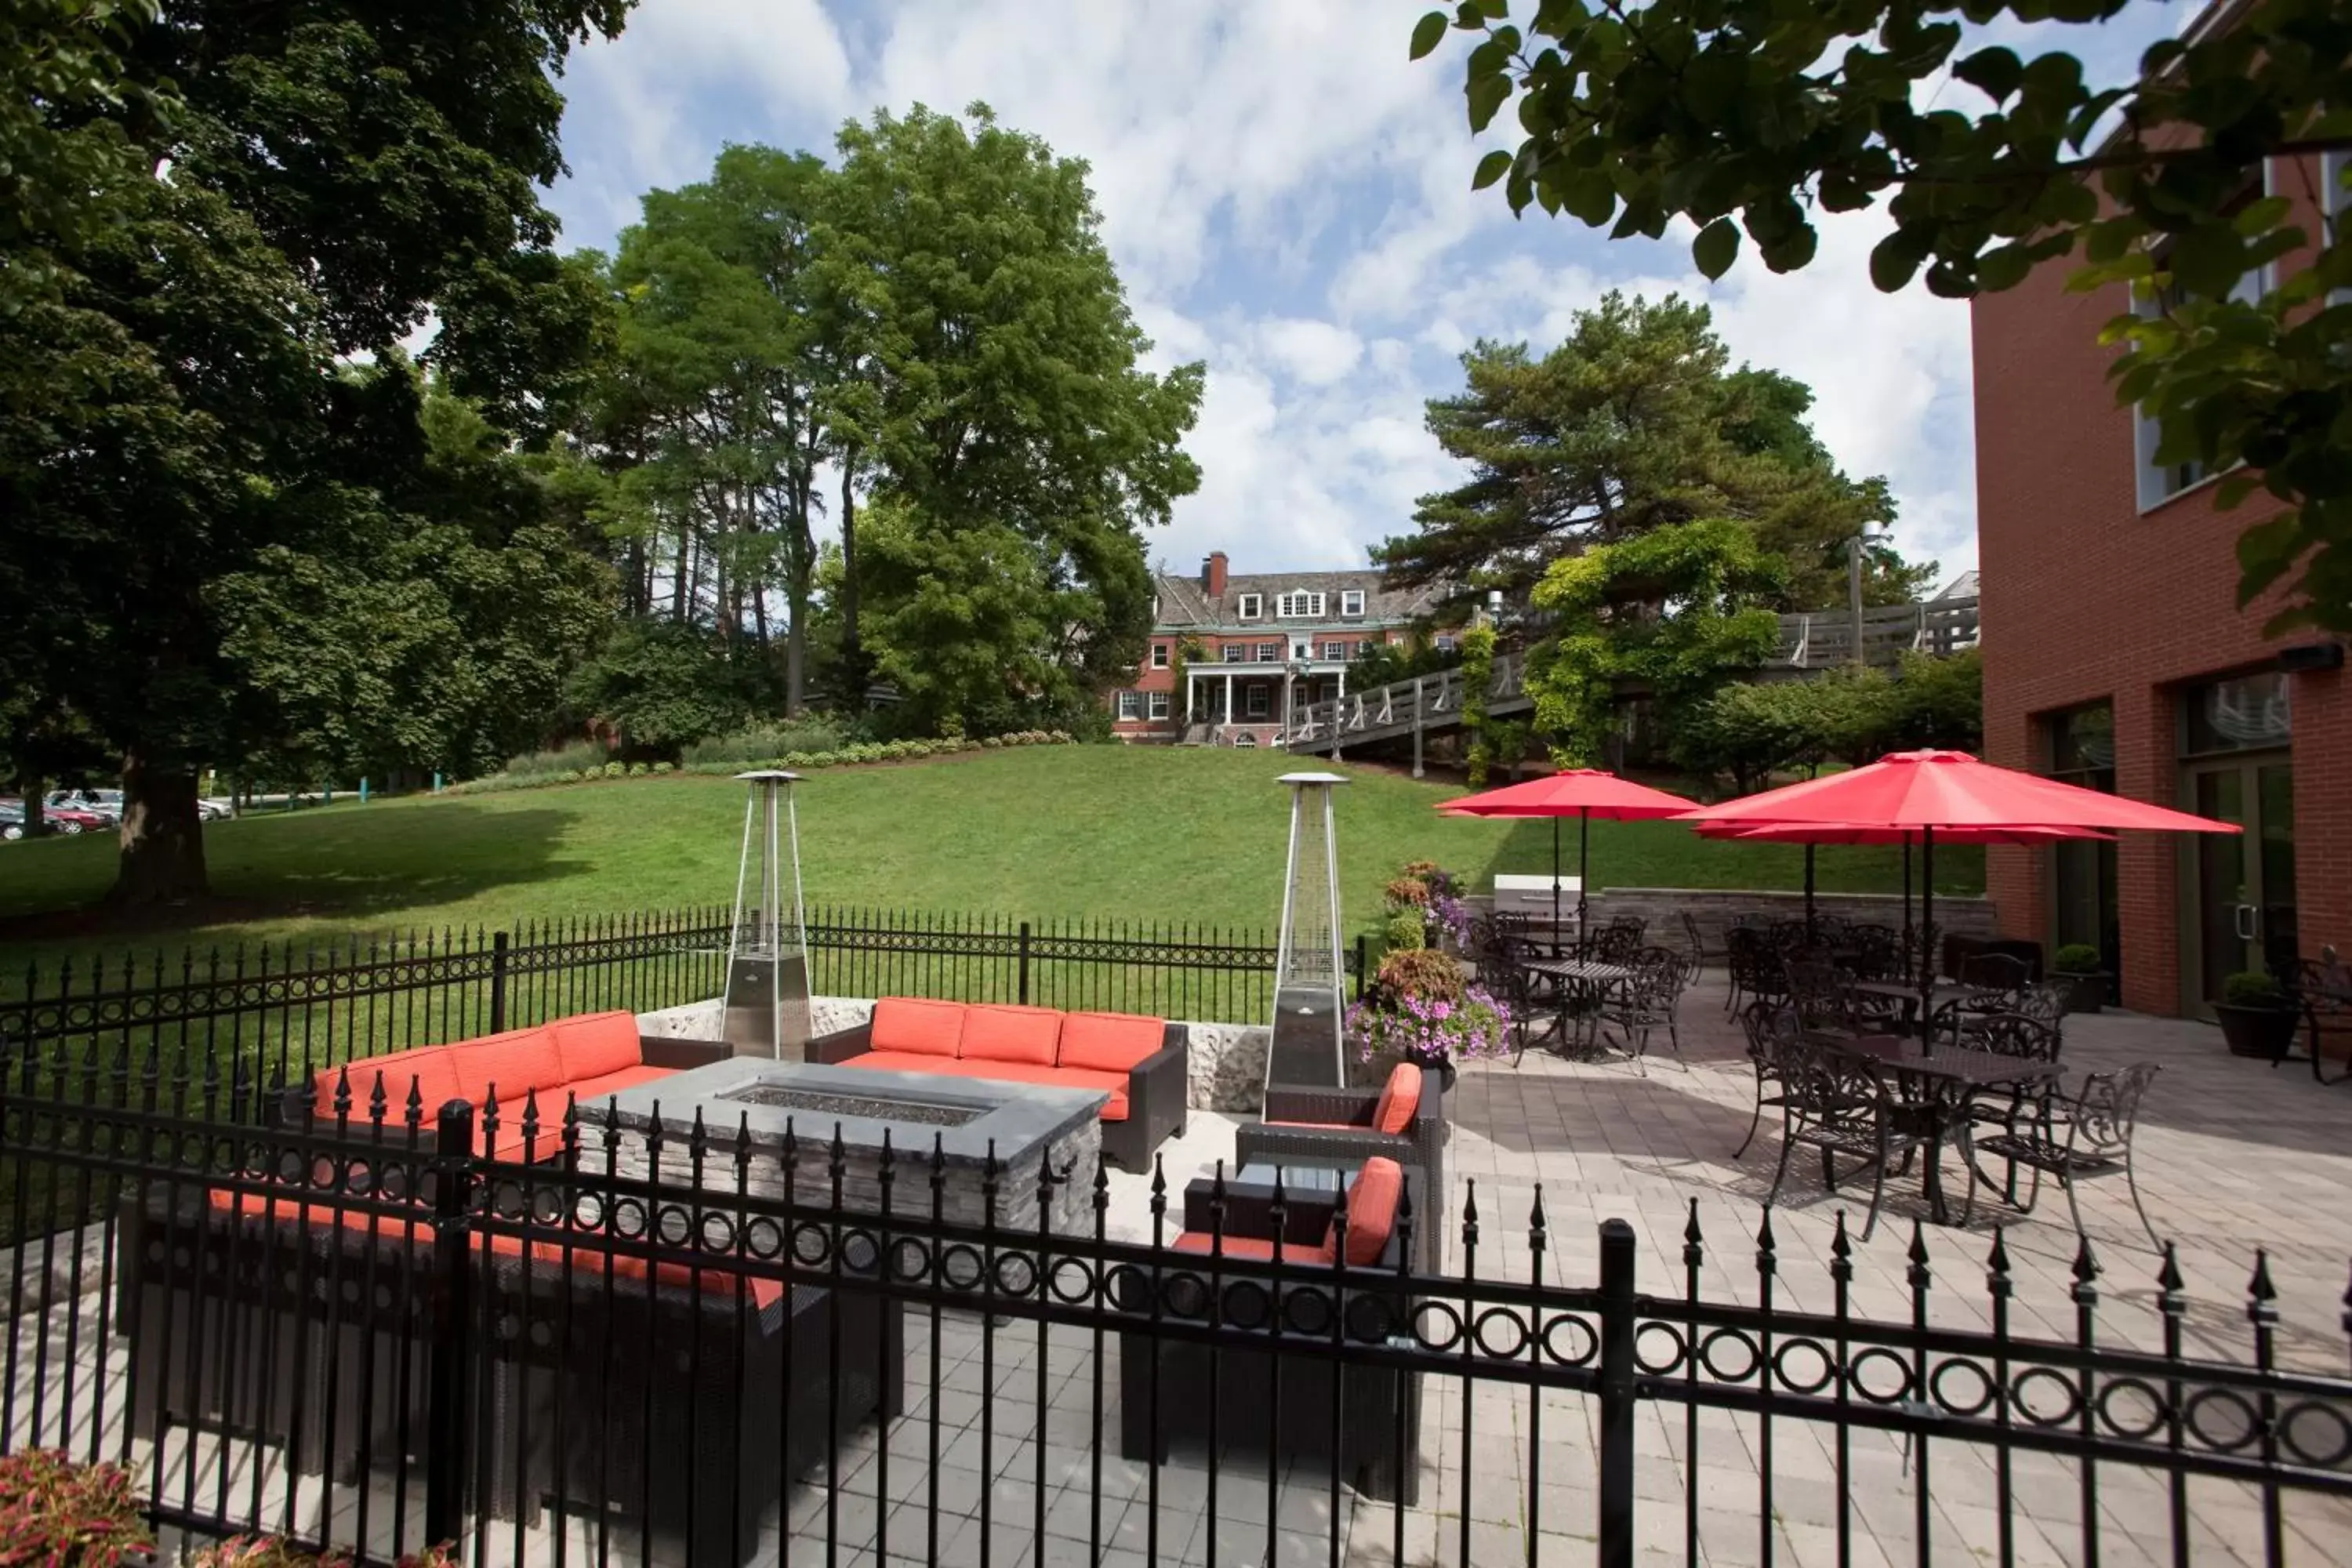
0,906 -> 1367,1085
3,1044 -> 2348,1567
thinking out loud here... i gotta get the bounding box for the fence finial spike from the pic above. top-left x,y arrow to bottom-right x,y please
1684,1196 -> 1702,1248
1987,1225 -> 2012,1287
1907,1218 -> 1932,1288
2156,1240 -> 2185,1298
2249,1249 -> 2279,1321
2071,1234 -> 2100,1291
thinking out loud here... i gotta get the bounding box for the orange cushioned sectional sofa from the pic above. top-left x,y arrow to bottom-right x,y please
291,1009 -> 731,1159
806,997 -> 1188,1169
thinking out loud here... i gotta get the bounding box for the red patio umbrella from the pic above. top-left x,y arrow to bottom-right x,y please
1675,750 -> 2236,1033
1437,770 -> 1697,935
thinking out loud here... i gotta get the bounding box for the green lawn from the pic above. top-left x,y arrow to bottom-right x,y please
0,747 -> 1980,963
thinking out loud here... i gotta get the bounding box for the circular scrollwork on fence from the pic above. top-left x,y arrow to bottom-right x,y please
1634,1321 -> 1686,1377
486,1178 -> 529,1221
1344,1293 -> 1401,1345
1282,1290 -> 1335,1339
697,1211 -> 736,1254
790,1220 -> 833,1269
1047,1255 -> 1098,1305
1542,1312 -> 1599,1370
1772,1339 -> 1838,1397
1929,1358 -> 2000,1420
2280,1399 -> 2352,1469
2089,1375 -> 2169,1443
891,1236 -> 934,1283
937,1243 -> 985,1292
1470,1307 -> 1530,1363
1699,1327 -> 1765,1385
1161,1272 -> 1210,1319
1413,1300 -> 1466,1355
1219,1279 -> 1272,1332
342,1158 -> 376,1197
608,1196 -> 649,1242
1847,1347 -> 1915,1406
991,1251 -> 1037,1298
2183,1387 -> 2262,1455
2005,1366 -> 2081,1428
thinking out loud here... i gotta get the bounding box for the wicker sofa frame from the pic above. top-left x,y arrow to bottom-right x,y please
807,1014 -> 1189,1170
1233,1076 -> 1446,1269
1114,1176 -> 1426,1504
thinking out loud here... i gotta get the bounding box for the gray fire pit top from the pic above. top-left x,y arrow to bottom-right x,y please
594,1058 -> 1107,1167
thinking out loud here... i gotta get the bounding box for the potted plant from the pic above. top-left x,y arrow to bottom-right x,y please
1343,948 -> 1512,1093
2050,944 -> 2111,1014
2214,970 -> 2298,1059
1393,860 -> 1474,952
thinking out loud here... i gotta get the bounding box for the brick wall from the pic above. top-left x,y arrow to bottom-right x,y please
1971,150 -> 2349,1014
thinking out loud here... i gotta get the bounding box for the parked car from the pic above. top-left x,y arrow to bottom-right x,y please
46,788 -> 123,824
43,806 -> 110,835
0,802 -> 23,841
198,797 -> 234,821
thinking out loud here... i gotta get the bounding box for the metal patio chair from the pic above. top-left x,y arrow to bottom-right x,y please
1733,1000 -> 1803,1160
1595,946 -> 1690,1072
1767,1036 -> 1920,1241
1964,1063 -> 2164,1250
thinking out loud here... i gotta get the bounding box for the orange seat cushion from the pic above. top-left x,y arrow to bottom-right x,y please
852,1051 -> 957,1076
1372,1063 -> 1423,1136
205,1189 -> 782,1307
564,1063 -> 672,1107
314,1047 -> 464,1123
452,1025 -> 564,1105
870,998 -> 967,1058
1330,1157 -> 1403,1267
958,1004 -> 1064,1065
1172,1232 -> 1335,1265
1046,1068 -> 1130,1120
1056,1011 -> 1163,1073
553,1011 -> 644,1083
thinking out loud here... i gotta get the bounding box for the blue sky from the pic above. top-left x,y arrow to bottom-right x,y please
543,0 -> 2194,599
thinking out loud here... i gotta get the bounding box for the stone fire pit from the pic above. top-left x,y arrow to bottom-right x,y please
597,1059 -> 1106,1233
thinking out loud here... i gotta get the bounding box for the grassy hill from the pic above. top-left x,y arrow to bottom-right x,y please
0,746 -> 1980,963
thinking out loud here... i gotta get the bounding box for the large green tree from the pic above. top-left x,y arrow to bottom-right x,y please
1381,292 -> 1922,612
1414,0 -> 2352,632
818,103 -> 1207,732
0,1 -> 632,904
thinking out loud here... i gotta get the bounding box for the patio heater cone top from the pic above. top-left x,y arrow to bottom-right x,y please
1266,771 -> 1349,1098
724,770 -> 814,1060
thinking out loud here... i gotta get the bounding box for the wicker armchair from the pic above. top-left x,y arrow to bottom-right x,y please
1117,1159 -> 1425,1503
1236,1065 -> 1446,1269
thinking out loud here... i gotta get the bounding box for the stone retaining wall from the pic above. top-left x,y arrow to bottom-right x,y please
1499,887 -> 1999,961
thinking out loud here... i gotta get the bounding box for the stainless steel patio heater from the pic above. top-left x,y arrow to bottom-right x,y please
723,769 -> 812,1059
1264,770 -> 1349,1095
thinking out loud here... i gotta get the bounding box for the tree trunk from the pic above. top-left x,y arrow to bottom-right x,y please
786,582 -> 808,715
839,459 -> 863,707
20,773 -> 42,838
108,750 -> 209,906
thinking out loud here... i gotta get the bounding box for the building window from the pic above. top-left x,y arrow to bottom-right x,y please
1292,640 -> 1312,660
2135,191 -> 2268,511
1148,691 -> 1170,720
2181,671 -> 2292,755
1150,643 -> 1169,669
2043,702 -> 2119,982
1256,641 -> 1280,662
1433,633 -> 1457,652
1236,593 -> 1262,619
1245,685 -> 1270,717
1221,643 -> 1243,661
1116,691 -> 1140,721
2328,150 -> 2350,307
1321,640 -> 1347,659
1340,589 -> 1365,618
1276,591 -> 1327,619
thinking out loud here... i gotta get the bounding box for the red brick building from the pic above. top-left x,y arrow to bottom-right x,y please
1109,553 -> 1447,745
1972,143 -> 2349,1017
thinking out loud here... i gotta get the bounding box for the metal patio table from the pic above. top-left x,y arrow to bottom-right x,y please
1846,977 -> 1983,1040
1524,957 -> 1639,1059
1809,1032 -> 2063,1225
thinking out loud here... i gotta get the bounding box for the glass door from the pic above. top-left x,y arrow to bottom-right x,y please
2184,757 -> 2296,1012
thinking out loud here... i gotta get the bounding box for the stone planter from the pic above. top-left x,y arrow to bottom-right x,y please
2214,1002 -> 2297,1059
2053,971 -> 2110,1014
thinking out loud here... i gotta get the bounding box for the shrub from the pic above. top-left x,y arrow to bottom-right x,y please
2222,971 -> 2286,1007
652,760 -> 673,775
1384,910 -> 1428,953
1383,876 -> 1431,909
626,762 -> 648,778
1372,948 -> 1466,1004
2053,943 -> 2102,975
182,1538 -> 459,1568
982,736 -> 1003,748
501,739 -> 611,779
603,760 -> 624,779
682,717 -> 858,767
0,1447 -> 153,1568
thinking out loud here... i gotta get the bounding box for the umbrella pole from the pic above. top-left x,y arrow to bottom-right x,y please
1577,808 -> 1591,938
1804,845 -> 1817,937
1920,826 -> 1936,1053
1551,815 -> 1563,949
1902,837 -> 1914,976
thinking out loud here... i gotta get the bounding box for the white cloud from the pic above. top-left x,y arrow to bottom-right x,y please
544,0 -> 2188,591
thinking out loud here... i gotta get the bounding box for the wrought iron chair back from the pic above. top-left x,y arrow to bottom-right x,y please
1960,1011 -> 2062,1063
1768,1035 -> 1914,1240
1842,923 -> 1902,981
1784,959 -> 1857,1033
1679,910 -> 1707,971
1958,952 -> 2031,996
1589,920 -> 1646,965
1731,1000 -> 1802,1159
1725,925 -> 1789,1013
1964,1062 -> 2164,1249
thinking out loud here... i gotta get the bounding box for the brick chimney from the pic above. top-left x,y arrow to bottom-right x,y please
1201,551 -> 1229,600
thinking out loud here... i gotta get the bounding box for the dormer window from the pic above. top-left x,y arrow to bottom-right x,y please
1236,592 -> 1263,620
1276,591 -> 1326,619
1340,590 -> 1365,618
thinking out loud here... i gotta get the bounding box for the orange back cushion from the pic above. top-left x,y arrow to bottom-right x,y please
870,997 -> 966,1058
1055,1011 -> 1163,1073
958,1004 -> 1064,1065
552,1011 -> 643,1083
1372,1062 -> 1423,1135
452,1025 -> 565,1105
1330,1157 -> 1404,1268
314,1047 -> 463,1123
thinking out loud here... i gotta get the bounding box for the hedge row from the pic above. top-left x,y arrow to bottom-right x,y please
445,731 -> 1076,797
